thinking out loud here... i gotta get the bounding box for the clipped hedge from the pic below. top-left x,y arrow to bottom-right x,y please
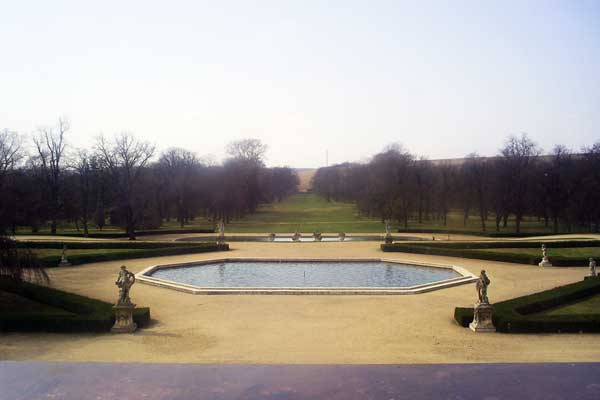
0,278 -> 150,332
396,228 -> 558,238
16,228 -> 214,239
381,242 -> 595,266
454,277 -> 600,333
454,307 -> 475,327
16,240 -> 215,250
31,242 -> 229,267
394,240 -> 600,250
381,243 -> 542,265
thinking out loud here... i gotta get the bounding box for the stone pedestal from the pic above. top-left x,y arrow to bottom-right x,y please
111,304 -> 137,333
539,258 -> 552,267
470,302 -> 496,333
58,259 -> 71,267
384,234 -> 393,244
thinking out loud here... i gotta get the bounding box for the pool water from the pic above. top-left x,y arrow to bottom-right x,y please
149,260 -> 460,288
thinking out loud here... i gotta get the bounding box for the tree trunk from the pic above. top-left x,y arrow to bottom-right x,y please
127,224 -> 136,240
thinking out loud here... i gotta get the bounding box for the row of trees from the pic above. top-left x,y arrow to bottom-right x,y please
0,120 -> 299,239
312,134 -> 600,233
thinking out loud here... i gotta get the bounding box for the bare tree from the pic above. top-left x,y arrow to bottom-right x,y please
158,148 -> 201,227
462,154 -> 489,231
96,133 -> 155,240
0,129 -> 23,190
71,150 -> 100,237
498,134 -> 541,233
226,138 -> 267,166
32,118 -> 69,235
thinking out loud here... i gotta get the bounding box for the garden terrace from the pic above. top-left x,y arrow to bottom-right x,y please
382,240 -> 600,266
454,277 -> 600,333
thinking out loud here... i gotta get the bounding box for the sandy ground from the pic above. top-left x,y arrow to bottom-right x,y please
1,241 -> 600,364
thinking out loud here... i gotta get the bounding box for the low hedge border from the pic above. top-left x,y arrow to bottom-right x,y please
395,240 -> 600,250
37,243 -> 230,267
381,243 -> 594,266
17,240 -> 218,250
15,228 -> 214,239
396,228 -> 561,238
0,277 -> 151,332
454,277 -> 600,333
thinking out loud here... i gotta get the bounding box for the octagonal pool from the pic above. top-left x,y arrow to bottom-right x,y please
137,258 -> 477,295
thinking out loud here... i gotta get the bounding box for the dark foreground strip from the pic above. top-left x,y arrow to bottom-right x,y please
1,362 -> 600,400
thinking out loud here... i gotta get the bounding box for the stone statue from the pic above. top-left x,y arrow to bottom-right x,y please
476,270 -> 490,304
539,244 -> 552,267
59,244 -> 71,267
292,231 -> 301,242
385,220 -> 391,235
115,265 -> 136,306
268,233 -> 276,242
216,219 -> 226,245
590,258 -> 597,277
313,231 -> 322,241
339,232 -> 346,241
470,269 -> 495,332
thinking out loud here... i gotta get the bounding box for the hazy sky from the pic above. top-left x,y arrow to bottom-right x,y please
2,1 -> 599,167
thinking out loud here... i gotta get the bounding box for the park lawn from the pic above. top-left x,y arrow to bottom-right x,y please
25,242 -> 227,267
540,294 -> 600,316
227,193 -> 568,234
468,247 -> 600,258
0,290 -> 74,315
14,219 -> 213,236
34,248 -> 164,258
227,193 -> 385,233
10,192 -> 587,235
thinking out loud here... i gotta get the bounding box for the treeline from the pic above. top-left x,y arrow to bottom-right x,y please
312,134 -> 600,234
0,119 -> 299,239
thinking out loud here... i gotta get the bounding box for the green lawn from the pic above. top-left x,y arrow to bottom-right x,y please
24,242 -> 227,267
541,294 -> 600,316
0,291 -> 73,315
34,248 -> 169,258
469,247 -> 600,258
11,192 -> 593,235
226,193 -> 385,233
228,193 -> 577,234
14,219 -> 213,236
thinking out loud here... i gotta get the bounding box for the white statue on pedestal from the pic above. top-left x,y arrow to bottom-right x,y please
538,244 -> 552,267
470,270 -> 496,333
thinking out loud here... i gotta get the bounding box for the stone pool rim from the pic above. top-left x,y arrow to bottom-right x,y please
136,258 -> 478,295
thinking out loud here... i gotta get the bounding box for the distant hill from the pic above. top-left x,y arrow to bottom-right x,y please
295,168 -> 317,192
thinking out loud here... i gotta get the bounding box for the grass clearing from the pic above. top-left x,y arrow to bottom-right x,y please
541,294 -> 600,316
227,193 -> 385,233
469,247 -> 600,258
